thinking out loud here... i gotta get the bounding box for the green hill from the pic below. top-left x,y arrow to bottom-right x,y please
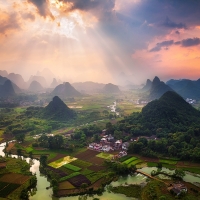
141,91 -> 200,131
41,96 -> 76,121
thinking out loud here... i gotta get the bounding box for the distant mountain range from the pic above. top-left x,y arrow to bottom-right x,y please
166,79 -> 200,99
141,76 -> 173,100
0,76 -> 22,95
72,81 -> 105,94
141,76 -> 200,101
103,83 -> 121,93
0,80 -> 15,97
148,76 -> 173,100
51,82 -> 81,98
28,81 -> 44,92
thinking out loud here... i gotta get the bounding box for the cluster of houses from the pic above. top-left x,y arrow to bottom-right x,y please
88,133 -> 130,158
168,182 -> 187,196
186,98 -> 196,104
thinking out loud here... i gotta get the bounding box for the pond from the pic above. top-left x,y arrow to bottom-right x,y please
1,142 -> 200,200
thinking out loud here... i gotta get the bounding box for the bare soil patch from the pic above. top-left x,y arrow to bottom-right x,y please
0,162 -> 6,168
140,156 -> 159,163
75,149 -> 99,159
88,165 -> 105,172
48,154 -> 66,163
74,149 -> 104,165
68,174 -> 91,187
6,142 -> 15,152
0,173 -> 30,184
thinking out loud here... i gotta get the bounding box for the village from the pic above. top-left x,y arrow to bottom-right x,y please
88,129 -> 158,160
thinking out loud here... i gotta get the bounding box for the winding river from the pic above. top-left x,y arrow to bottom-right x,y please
0,142 -> 200,200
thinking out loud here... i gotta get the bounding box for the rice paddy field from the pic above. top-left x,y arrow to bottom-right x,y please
48,156 -> 77,168
96,152 -> 114,160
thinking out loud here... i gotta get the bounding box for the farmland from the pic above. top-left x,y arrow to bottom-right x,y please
48,156 -> 77,168
0,182 -> 20,198
0,157 -> 35,199
96,152 -> 114,160
0,173 -> 30,184
63,163 -> 81,172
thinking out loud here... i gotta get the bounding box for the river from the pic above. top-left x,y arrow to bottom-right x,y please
1,142 -> 200,199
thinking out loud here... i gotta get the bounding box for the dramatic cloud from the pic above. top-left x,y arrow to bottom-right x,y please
150,37 -> 200,52
161,17 -> 186,29
0,12 -> 21,35
149,40 -> 174,52
28,0 -> 54,19
1,0 -> 200,84
181,37 -> 200,47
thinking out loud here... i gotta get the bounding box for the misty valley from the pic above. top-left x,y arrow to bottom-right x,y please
0,71 -> 200,200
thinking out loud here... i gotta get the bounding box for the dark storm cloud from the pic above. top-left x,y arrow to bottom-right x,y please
161,17 -> 186,29
181,38 -> 200,47
28,0 -> 53,18
67,0 -> 115,13
0,13 -> 20,35
149,40 -> 174,52
150,38 -> 200,52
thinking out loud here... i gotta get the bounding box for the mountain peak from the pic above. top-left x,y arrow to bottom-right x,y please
152,76 -> 160,85
51,82 -> 81,97
103,83 -> 120,93
41,96 -> 76,121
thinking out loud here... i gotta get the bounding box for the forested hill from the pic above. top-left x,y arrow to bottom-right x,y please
41,96 -> 76,121
141,91 -> 200,132
122,91 -> 200,160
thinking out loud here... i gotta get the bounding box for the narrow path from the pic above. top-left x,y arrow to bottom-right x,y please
136,170 -> 167,185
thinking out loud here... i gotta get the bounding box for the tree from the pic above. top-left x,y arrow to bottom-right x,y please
40,155 -> 47,167
81,183 -> 88,191
168,145 -> 177,157
103,110 -> 109,116
16,133 -> 25,143
156,162 -> 162,169
173,169 -> 185,179
17,148 -> 22,157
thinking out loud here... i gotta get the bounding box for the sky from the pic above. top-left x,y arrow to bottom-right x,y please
1,0 -> 200,85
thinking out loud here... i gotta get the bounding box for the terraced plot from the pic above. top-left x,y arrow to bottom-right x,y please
123,157 -> 138,165
0,173 -> 30,184
74,149 -> 104,165
96,152 -> 113,160
70,159 -> 92,168
68,174 -> 91,187
59,181 -> 75,190
0,182 -> 20,198
48,156 -> 77,168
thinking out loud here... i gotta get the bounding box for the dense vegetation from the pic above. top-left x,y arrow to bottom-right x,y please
104,91 -> 200,161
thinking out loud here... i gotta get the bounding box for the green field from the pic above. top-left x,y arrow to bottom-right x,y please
0,182 -> 20,198
128,159 -> 143,167
96,152 -> 113,160
48,156 -> 77,169
159,159 -> 177,165
123,157 -> 138,165
70,159 -> 92,168
63,163 -> 81,172
60,172 -> 81,182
